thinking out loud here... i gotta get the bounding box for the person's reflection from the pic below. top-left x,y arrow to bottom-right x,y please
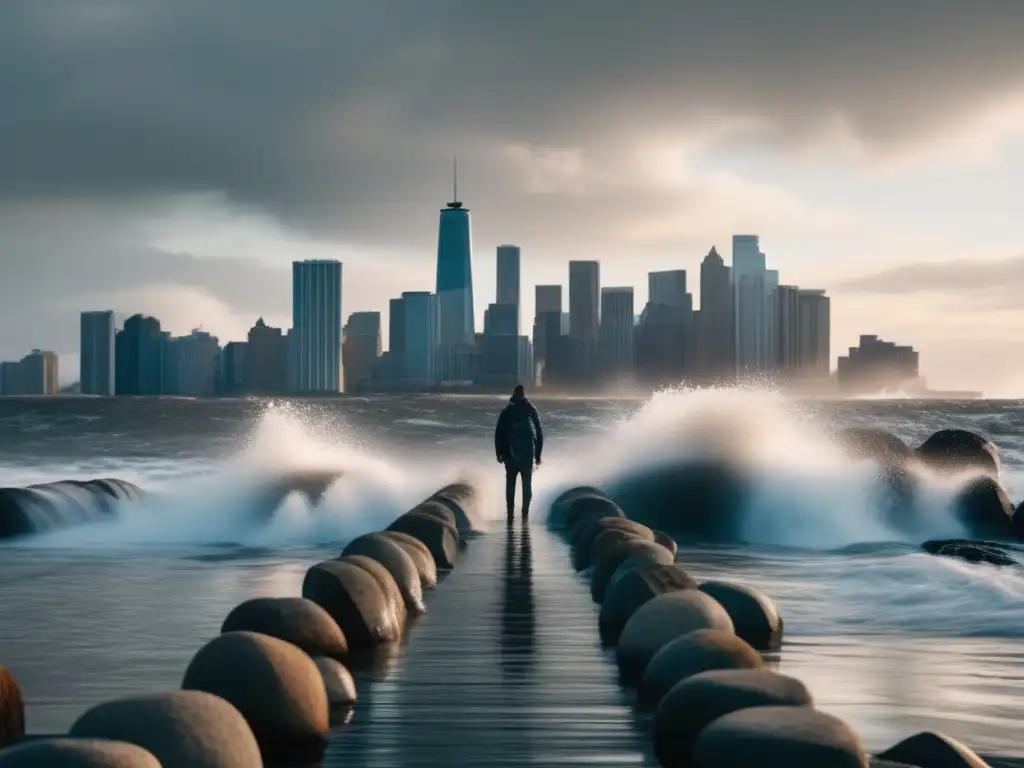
500,522 -> 536,679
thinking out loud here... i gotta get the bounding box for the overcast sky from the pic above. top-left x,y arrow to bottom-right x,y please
2,1 -> 1024,392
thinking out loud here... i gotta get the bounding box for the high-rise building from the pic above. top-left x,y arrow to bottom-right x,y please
496,245 -> 521,334
292,259 -> 343,393
389,297 -> 407,358
220,341 -> 247,396
797,289 -> 830,376
517,336 -> 535,386
599,287 -> 634,376
569,260 -> 600,379
19,350 -> 59,395
837,334 -> 915,393
342,311 -> 382,393
245,318 -> 288,395
80,310 -> 115,396
535,285 -> 562,315
648,270 -> 688,309
732,235 -> 770,374
402,291 -> 438,388
435,165 -> 475,349
164,330 -> 220,397
697,247 -> 734,381
533,284 -> 563,367
115,314 -> 166,395
776,285 -> 802,373
0,361 -> 22,396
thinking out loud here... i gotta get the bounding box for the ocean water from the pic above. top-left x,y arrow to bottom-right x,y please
1,390 -> 1024,755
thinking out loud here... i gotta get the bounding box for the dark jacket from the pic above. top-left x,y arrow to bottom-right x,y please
495,396 -> 543,463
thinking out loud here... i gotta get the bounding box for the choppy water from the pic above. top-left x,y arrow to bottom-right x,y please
2,390 -> 1024,754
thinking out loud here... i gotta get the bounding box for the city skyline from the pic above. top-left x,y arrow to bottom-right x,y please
2,4 -> 1024,392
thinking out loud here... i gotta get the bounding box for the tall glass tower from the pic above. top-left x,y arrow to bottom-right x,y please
292,259 -> 343,393
435,160 -> 475,348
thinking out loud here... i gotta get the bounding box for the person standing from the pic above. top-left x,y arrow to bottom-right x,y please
495,385 -> 543,522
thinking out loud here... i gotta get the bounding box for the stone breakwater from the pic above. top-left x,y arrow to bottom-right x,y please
548,482 -> 1003,768
0,478 -> 144,539
0,481 -> 482,767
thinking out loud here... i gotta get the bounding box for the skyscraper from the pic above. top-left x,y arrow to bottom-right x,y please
164,330 -> 220,397
533,285 -> 563,368
776,285 -> 802,373
80,310 -> 115,396
698,247 -> 733,381
731,235 -> 769,374
435,163 -> 475,348
342,311 -> 382,392
292,259 -> 343,393
535,285 -> 562,315
599,287 -> 634,376
115,314 -> 166,395
245,318 -> 287,395
402,291 -> 438,388
648,270 -> 688,308
496,245 -> 521,333
797,289 -> 830,376
569,260 -> 600,379
20,350 -> 59,395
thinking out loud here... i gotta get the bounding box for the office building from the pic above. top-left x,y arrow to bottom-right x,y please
220,341 -> 247,396
599,287 -> 634,376
244,318 -> 287,395
342,311 -> 382,393
80,310 -> 115,396
402,291 -> 438,388
648,270 -> 688,309
164,330 -> 220,397
797,289 -> 830,376
389,297 -> 407,359
435,167 -> 475,348
697,247 -> 733,381
483,303 -> 520,384
116,314 -> 166,395
518,336 -> 535,386
776,285 -> 802,373
18,350 -> 59,395
837,334 -> 915,393
569,260 -> 600,379
496,245 -> 521,333
535,285 -> 562,315
292,259 -> 343,393
533,285 -> 563,366
732,235 -> 772,374
0,361 -> 22,396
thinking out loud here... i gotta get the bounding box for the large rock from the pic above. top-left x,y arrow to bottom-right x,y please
312,657 -> 358,708
639,629 -> 763,707
570,517 -> 650,571
917,429 -> 1000,479
70,690 -> 262,767
343,532 -> 424,614
654,531 -> 678,559
182,631 -> 329,744
608,459 -> 750,541
563,494 -> 625,535
0,666 -> 24,749
386,511 -> 460,570
591,523 -> 656,566
339,550 -> 416,622
698,581 -> 784,652
653,669 -> 814,768
617,591 -> 735,685
591,539 -> 672,604
426,482 -> 481,533
302,560 -> 403,646
876,731 -> 989,768
608,549 -> 678,594
407,499 -> 458,529
0,739 -> 160,767
952,476 -> 1014,540
548,486 -> 607,530
221,597 -> 349,659
692,706 -> 867,767
600,563 -> 698,645
921,539 -> 1017,567
837,428 -> 913,465
379,530 -> 438,587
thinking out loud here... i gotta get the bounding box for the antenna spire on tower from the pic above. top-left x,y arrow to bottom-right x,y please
447,155 -> 463,209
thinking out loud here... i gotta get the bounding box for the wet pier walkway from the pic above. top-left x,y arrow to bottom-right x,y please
318,523 -> 657,768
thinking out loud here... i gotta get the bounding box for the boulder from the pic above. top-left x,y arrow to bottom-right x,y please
379,530 -> 438,587
952,476 -> 1014,540
608,549 -> 678,594
182,631 -> 329,745
600,563 -> 698,645
407,500 -> 458,529
917,429 -> 1000,479
921,539 -> 1017,567
570,517 -> 650,571
0,739 -> 160,767
342,532 -> 424,613
221,597 -> 349,659
617,590 -> 735,685
654,531 -> 678,559
70,690 -> 262,767
386,511 -> 460,571
548,486 -> 607,529
591,523 -> 655,566
692,706 -> 868,768
302,560 -> 403,646
837,428 -> 914,466
653,669 -> 814,768
698,581 -> 784,652
592,539 -> 673,604
563,494 -> 625,535
312,656 -> 358,708
0,666 -> 24,748
426,482 -> 481,533
608,459 -> 750,541
639,629 -> 763,707
876,731 -> 989,768
336,554 -> 407,630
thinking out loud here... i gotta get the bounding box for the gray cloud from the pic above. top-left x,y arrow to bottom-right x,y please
2,1 -> 1024,244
